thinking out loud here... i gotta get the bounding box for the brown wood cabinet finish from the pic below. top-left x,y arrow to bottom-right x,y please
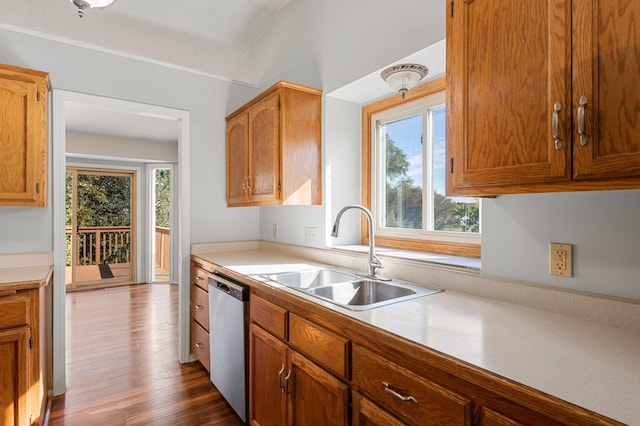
249,323 -> 288,426
352,392 -> 406,426
353,344 -> 471,425
0,326 -> 30,426
288,312 -> 349,380
288,350 -> 349,426
447,0 -> 640,195
0,64 -> 50,206
189,263 -> 211,371
0,273 -> 51,426
226,81 -> 322,206
249,295 -> 350,426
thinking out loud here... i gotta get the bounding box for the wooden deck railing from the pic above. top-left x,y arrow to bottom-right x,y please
155,226 -> 170,271
66,226 -> 131,266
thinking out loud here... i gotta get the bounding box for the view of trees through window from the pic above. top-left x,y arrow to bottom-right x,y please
382,107 -> 480,234
155,169 -> 171,228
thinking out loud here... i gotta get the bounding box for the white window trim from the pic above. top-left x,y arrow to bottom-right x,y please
370,92 -> 481,246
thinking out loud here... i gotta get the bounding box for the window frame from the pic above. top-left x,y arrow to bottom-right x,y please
361,77 -> 481,258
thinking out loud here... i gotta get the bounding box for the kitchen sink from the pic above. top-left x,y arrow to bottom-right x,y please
306,279 -> 442,311
261,268 -> 442,310
260,269 -> 356,289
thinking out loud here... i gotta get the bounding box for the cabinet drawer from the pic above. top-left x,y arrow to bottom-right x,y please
190,319 -> 210,372
191,284 -> 209,331
250,296 -> 287,340
0,297 -> 28,329
289,313 -> 349,379
192,266 -> 209,291
353,345 -> 471,425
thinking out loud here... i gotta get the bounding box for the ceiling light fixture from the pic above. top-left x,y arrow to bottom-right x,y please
70,0 -> 115,17
380,63 -> 428,99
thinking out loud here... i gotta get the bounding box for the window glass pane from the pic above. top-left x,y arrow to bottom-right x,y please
382,114 -> 423,230
431,106 -> 480,233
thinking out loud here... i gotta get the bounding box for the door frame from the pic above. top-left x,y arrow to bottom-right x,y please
147,163 -> 177,284
52,90 -> 191,396
66,165 -> 139,289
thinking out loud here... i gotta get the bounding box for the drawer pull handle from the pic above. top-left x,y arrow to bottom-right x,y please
382,381 -> 418,404
277,365 -> 286,392
195,341 -> 204,349
196,276 -> 204,281
195,304 -> 204,310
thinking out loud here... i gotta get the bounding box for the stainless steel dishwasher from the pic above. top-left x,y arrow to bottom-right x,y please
208,273 -> 250,423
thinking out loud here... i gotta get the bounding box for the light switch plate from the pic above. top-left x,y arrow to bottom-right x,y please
550,243 -> 572,277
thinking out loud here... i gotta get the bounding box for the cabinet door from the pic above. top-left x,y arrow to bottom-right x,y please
572,0 -> 640,179
226,113 -> 249,205
0,75 -> 47,206
447,0 -> 572,193
289,350 -> 349,426
352,392 -> 406,426
248,92 -> 280,204
0,326 -> 30,426
249,324 -> 287,426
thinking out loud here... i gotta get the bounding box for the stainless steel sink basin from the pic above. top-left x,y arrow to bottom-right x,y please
306,279 -> 441,310
260,269 -> 356,289
261,268 -> 442,310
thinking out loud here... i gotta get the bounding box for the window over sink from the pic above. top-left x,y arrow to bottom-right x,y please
362,77 -> 481,258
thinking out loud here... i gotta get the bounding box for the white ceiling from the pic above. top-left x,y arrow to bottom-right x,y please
1,0 -> 443,141
1,0 -> 294,84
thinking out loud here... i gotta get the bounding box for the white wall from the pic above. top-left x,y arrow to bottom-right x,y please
66,131 -> 178,163
245,0 -> 640,301
0,28 -> 261,255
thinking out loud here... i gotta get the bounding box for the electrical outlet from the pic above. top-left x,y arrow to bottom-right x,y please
272,224 -> 278,239
303,226 -> 316,241
550,243 -> 572,277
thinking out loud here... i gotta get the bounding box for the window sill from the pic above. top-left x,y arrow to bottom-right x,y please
332,244 -> 481,271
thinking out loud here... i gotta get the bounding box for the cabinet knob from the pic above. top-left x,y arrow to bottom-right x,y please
195,304 -> 204,310
577,95 -> 588,146
382,381 -> 418,404
195,341 -> 203,349
552,101 -> 563,150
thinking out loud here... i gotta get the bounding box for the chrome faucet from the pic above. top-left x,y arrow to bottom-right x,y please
330,204 -> 390,280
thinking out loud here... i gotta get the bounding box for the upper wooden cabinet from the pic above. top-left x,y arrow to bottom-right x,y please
446,0 -> 640,195
226,81 -> 322,206
0,64 -> 51,206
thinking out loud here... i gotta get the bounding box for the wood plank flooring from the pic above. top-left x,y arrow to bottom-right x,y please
48,284 -> 243,425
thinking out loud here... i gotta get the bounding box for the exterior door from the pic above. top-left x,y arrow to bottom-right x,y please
66,167 -> 136,289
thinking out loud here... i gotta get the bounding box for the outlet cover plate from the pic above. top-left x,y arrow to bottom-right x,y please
550,243 -> 572,277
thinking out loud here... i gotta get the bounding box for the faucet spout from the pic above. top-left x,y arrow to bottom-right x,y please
330,204 -> 389,280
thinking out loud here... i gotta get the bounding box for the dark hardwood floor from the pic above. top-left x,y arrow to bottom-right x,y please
48,284 -> 243,425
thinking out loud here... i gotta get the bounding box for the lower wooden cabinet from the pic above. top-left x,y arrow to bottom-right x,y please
0,326 -> 30,426
352,392 -> 406,426
196,256 -> 624,425
190,263 -> 211,371
0,275 -> 51,426
249,323 -> 287,426
249,323 -> 349,426
353,344 -> 471,425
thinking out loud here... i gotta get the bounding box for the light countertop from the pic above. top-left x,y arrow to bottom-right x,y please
193,247 -> 640,425
0,252 -> 53,291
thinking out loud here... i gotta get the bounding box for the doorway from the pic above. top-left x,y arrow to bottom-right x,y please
66,167 -> 137,290
151,167 -> 172,283
52,90 -> 191,396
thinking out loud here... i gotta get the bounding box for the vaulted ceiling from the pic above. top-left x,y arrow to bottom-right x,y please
1,0 -> 295,85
